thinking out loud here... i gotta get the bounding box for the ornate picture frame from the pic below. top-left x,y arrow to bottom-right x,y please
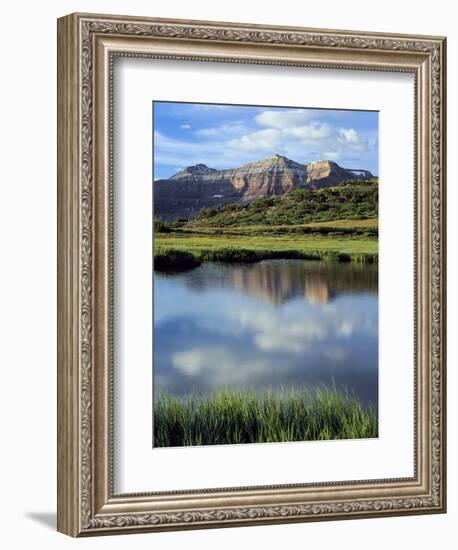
57,12 -> 446,536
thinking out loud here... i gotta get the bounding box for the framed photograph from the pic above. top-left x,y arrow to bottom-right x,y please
57,13 -> 446,537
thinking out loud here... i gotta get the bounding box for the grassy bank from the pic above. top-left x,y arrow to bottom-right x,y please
154,388 -> 378,447
184,218 -> 379,237
162,217 -> 378,236
154,230 -> 378,271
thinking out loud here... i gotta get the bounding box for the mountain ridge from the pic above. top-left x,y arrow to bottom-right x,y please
154,154 -> 374,221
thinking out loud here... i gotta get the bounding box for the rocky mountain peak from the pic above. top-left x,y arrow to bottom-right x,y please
306,159 -> 359,185
272,153 -> 286,160
311,159 -> 335,166
154,155 -> 374,220
237,154 -> 305,172
270,153 -> 298,164
170,163 -> 217,180
224,154 -> 308,200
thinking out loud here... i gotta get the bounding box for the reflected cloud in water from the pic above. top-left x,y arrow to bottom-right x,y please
154,260 -> 378,407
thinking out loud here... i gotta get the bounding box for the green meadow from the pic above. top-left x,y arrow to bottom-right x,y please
154,182 -> 379,268
154,387 -> 378,447
154,220 -> 378,270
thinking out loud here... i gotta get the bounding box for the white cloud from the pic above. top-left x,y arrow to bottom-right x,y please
255,332 -> 307,353
337,128 -> 368,152
254,319 -> 327,352
237,111 -> 375,162
155,107 -> 378,175
172,348 -> 213,375
228,128 -> 283,152
339,128 -> 359,143
226,118 -> 365,159
255,109 -> 314,129
156,276 -> 376,389
337,319 -> 355,337
226,307 -> 328,353
171,347 -> 268,385
284,122 -> 332,143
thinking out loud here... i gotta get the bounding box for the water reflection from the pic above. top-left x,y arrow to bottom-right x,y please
164,260 -> 377,305
154,260 -> 378,407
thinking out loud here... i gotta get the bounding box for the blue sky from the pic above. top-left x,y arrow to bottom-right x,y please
153,102 -> 378,180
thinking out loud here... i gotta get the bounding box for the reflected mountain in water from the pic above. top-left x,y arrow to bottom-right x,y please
154,259 -> 379,407
160,260 -> 377,305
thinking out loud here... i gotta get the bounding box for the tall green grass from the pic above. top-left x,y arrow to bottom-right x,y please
153,387 -> 378,447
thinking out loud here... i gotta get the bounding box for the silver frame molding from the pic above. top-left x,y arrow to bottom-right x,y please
57,12 -> 446,537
